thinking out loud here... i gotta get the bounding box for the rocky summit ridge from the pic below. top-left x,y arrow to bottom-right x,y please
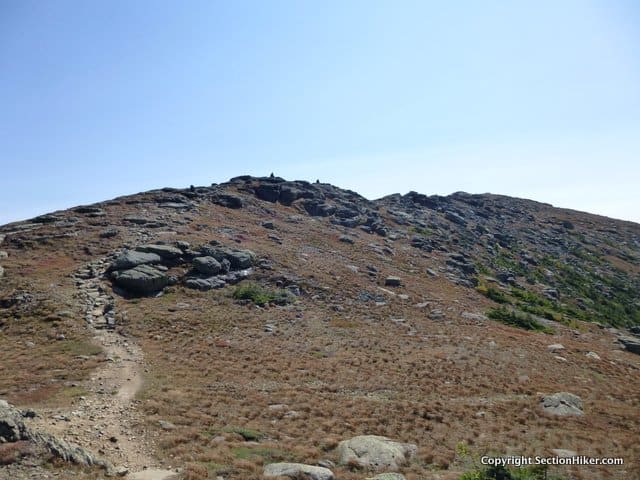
0,175 -> 639,480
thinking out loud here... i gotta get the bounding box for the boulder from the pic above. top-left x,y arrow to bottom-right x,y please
255,184 -> 280,202
184,277 -> 226,291
384,276 -> 402,287
279,186 -> 303,205
99,228 -> 119,238
444,211 -> 466,226
108,251 -> 162,272
226,250 -> 255,269
136,244 -> 183,260
303,200 -> 336,217
212,194 -> 243,209
547,344 -> 565,353
111,265 -> 169,294
263,462 -> 335,480
619,336 -> 640,355
336,435 -> 417,471
366,474 -> 406,480
200,246 -> 256,269
0,399 -> 29,442
540,392 -> 583,416
0,265 -> 4,279
192,256 -> 222,275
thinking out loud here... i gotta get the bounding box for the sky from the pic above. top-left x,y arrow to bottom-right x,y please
1,0 -> 639,224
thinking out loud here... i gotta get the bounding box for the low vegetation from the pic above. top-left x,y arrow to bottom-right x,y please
486,306 -> 554,333
232,282 -> 291,306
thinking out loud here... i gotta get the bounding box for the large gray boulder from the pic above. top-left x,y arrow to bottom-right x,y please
111,265 -> 169,294
200,245 -> 256,269
366,474 -> 406,480
184,277 -> 226,291
540,392 -> 584,416
136,244 -> 183,260
619,336 -> 640,355
192,256 -> 222,275
108,250 -> 161,272
336,435 -> 417,471
263,462 -> 334,480
0,399 -> 29,442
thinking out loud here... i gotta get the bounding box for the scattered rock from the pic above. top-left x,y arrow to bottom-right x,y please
158,420 -> 176,431
184,277 -> 226,291
547,344 -> 565,353
212,193 -> 243,209
336,435 -> 417,471
339,235 -> 355,244
619,336 -> 640,355
100,228 -> 119,238
263,462 -> 335,480
384,276 -> 402,287
366,474 -> 407,480
461,312 -> 487,322
551,449 -> 577,458
540,392 -> 583,416
585,351 -> 600,360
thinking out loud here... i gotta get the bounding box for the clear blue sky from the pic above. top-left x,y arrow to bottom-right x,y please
1,0 -> 639,224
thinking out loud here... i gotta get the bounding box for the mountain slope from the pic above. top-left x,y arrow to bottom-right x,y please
0,176 -> 639,480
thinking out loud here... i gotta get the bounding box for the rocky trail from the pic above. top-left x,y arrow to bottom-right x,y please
28,257 -> 178,480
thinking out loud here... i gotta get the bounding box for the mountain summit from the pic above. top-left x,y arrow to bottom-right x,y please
1,176 -> 638,479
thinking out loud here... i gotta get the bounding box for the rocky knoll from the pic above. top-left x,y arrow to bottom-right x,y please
105,241 -> 258,296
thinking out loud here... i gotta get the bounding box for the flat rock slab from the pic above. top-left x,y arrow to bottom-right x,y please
264,462 -> 335,480
540,392 -> 583,416
127,469 -> 180,480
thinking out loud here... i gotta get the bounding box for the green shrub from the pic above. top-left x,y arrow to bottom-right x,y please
487,306 -> 554,333
477,283 -> 510,304
232,282 -> 291,306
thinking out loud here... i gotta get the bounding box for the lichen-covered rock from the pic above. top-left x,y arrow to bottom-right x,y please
192,256 -> 222,275
263,462 -> 335,480
184,277 -> 226,291
108,250 -> 161,272
136,244 -> 183,260
540,392 -> 583,416
336,435 -> 417,471
111,265 -> 168,294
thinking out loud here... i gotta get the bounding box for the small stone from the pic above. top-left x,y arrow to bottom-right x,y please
384,276 -> 402,287
551,449 -> 577,458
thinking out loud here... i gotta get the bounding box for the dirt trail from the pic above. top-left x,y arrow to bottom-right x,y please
29,258 -> 178,479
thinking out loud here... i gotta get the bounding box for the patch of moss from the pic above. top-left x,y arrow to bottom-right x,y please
232,282 -> 292,306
